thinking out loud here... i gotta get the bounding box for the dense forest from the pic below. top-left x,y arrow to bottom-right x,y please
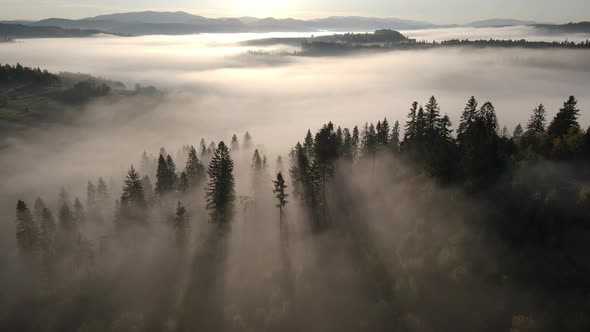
5,93 -> 590,332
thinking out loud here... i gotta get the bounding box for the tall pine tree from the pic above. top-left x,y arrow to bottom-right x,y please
206,142 -> 236,227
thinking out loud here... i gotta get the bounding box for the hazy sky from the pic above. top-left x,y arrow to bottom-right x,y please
1,0 -> 588,24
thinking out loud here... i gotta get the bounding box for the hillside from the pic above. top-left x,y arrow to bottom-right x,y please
0,23 -> 110,38
0,63 -> 153,136
534,21 -> 590,34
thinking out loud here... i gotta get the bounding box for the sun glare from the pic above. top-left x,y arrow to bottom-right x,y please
229,0 -> 291,18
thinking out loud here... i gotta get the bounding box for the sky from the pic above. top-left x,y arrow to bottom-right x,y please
1,0 -> 588,24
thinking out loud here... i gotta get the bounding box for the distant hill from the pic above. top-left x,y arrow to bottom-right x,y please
3,11 -> 450,36
533,22 -> 590,34
465,18 -> 537,28
0,23 -> 109,38
6,12 -> 587,37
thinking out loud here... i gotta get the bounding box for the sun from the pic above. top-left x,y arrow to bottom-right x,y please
228,0 -> 291,18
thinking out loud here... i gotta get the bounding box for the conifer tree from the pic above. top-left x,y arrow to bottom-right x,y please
231,134 -> 240,151
34,197 -> 47,222
206,142 -> 236,227
86,181 -> 97,210
156,154 -> 171,195
303,129 -> 314,158
57,187 -> 70,209
342,128 -> 355,161
15,200 -> 39,255
272,172 -> 289,227
424,96 -> 441,140
58,201 -> 76,234
252,149 -> 262,170
457,96 -> 479,145
173,201 -> 190,247
548,96 -> 580,140
377,118 -> 390,145
116,165 -> 147,228
180,146 -> 205,192
403,102 -> 419,143
39,207 -> 56,260
526,104 -> 547,134
96,177 -> 109,206
243,131 -> 253,149
166,155 -> 178,190
276,155 -> 284,172
391,120 -> 401,152
513,124 -> 524,139
73,198 -> 86,225
352,126 -> 360,160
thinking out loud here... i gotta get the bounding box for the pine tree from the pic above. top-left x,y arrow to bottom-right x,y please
272,172 -> 289,227
252,149 -> 262,170
303,129 -> 314,158
39,207 -> 56,257
352,126 -> 360,160
548,96 -> 580,140
342,128 -> 354,161
86,181 -> 97,210
377,118 -> 390,145
116,165 -> 146,228
403,102 -> 419,143
513,124 -> 524,139
362,123 -> 378,158
438,114 -> 453,141
173,201 -> 190,248
243,132 -> 253,149
58,187 -> 70,208
180,146 -> 205,192
34,197 -> 47,222
526,104 -> 547,134
73,198 -> 86,225
457,96 -> 479,145
166,155 -> 179,190
206,142 -> 236,227
424,96 -> 441,140
96,177 -> 109,206
231,134 -> 240,151
391,120 -> 401,152
15,200 -> 39,254
58,201 -> 76,234
156,154 -> 171,195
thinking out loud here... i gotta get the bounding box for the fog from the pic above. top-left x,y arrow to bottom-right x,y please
402,25 -> 590,42
1,28 -> 590,331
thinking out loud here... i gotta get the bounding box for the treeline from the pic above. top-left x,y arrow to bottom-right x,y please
0,63 -> 58,86
299,36 -> 590,56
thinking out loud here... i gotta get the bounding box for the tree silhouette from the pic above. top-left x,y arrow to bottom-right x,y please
548,96 -> 580,140
243,131 -> 253,149
116,165 -> 146,228
73,197 -> 86,225
272,172 -> 289,227
231,134 -> 240,151
15,200 -> 38,255
252,149 -> 262,170
206,142 -> 236,227
513,124 -> 524,138
526,104 -> 547,134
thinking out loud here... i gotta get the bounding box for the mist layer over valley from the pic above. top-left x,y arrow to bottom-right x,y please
1,26 -> 590,332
